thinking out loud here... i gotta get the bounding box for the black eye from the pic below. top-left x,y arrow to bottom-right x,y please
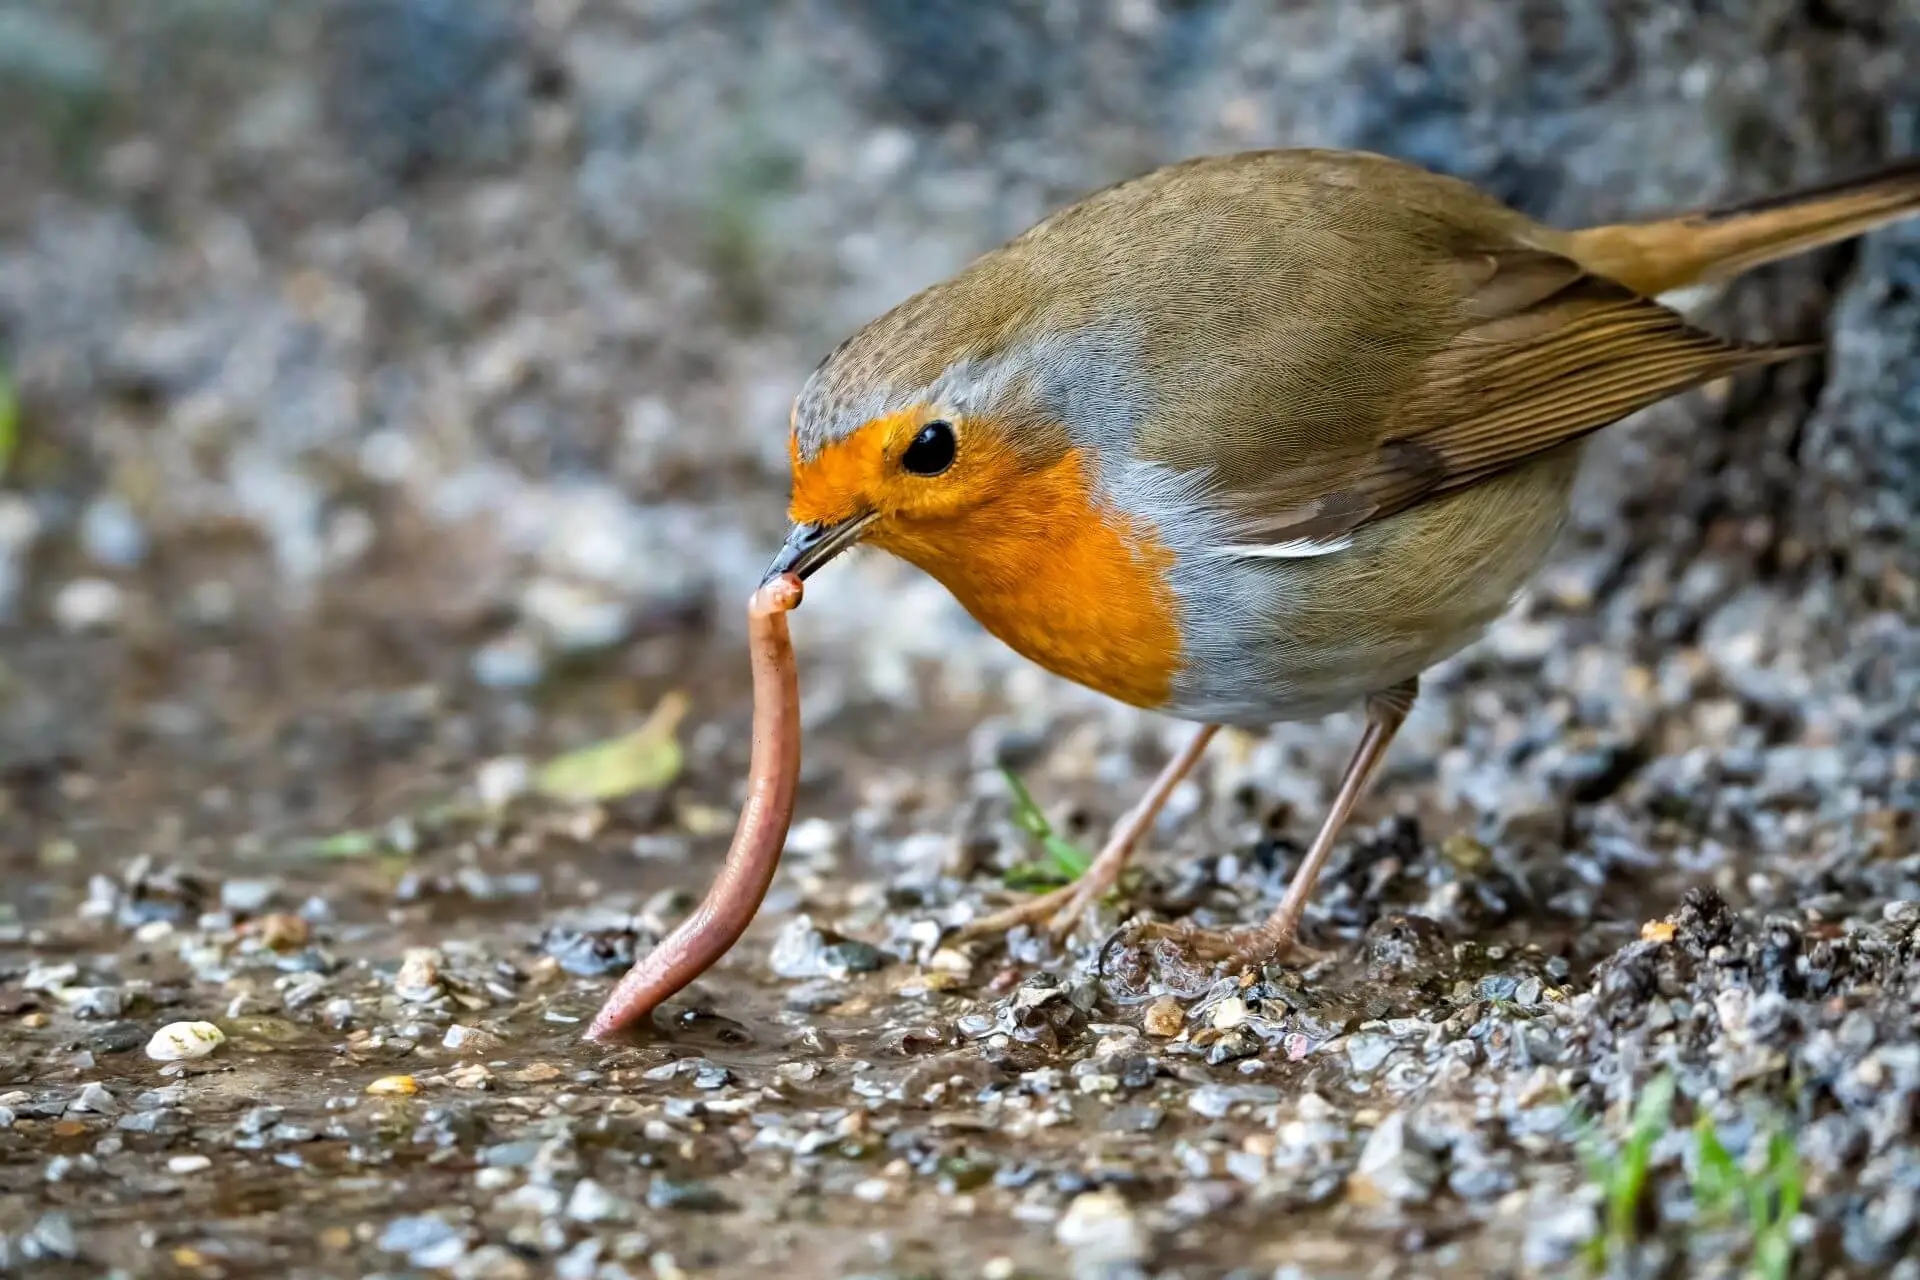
901,420 -> 956,476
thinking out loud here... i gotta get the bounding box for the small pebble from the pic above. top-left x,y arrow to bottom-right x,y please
254,913 -> 309,950
452,1245 -> 534,1280
21,1211 -> 79,1261
1143,998 -> 1184,1037
80,496 -> 147,567
393,948 -> 443,1002
54,577 -> 123,632
219,879 -> 278,913
24,962 -> 79,992
167,1155 -> 213,1175
1211,997 -> 1250,1030
447,1063 -> 494,1090
646,1178 -> 732,1212
378,1214 -> 468,1269
1349,1112 -> 1439,1205
146,1022 -> 225,1063
475,756 -> 533,808
471,633 -> 545,689
1345,1033 -> 1395,1074
1055,1188 -> 1146,1264
443,1024 -> 502,1053
565,1178 -> 633,1224
366,1075 -> 419,1097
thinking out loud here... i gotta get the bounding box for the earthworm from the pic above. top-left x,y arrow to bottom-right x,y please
585,573 -> 804,1041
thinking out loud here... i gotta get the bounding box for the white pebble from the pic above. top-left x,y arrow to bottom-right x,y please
54,577 -> 124,633
146,1021 -> 226,1062
167,1155 -> 213,1175
474,757 -> 532,809
783,817 -> 839,858
1211,997 -> 1250,1030
564,1178 -> 632,1224
1056,1188 -> 1146,1263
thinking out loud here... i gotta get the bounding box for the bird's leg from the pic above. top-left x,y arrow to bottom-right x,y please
960,724 -> 1219,943
1136,678 -> 1419,970
1231,677 -> 1418,964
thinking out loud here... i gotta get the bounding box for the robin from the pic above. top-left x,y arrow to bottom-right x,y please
762,147 -> 1920,966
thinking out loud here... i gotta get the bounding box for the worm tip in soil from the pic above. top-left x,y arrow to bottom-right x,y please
584,569 -> 807,1042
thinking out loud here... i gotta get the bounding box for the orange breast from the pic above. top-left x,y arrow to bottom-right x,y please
871,448 -> 1183,708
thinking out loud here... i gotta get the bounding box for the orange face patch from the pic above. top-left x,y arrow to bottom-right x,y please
788,410 -> 1182,708
787,414 -> 893,530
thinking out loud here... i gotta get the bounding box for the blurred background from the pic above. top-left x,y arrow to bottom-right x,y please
1,3 -> 1919,1274
1,1 -> 1915,806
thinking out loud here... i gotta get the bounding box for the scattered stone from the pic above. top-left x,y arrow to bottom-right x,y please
19,1212 -> 79,1262
645,1179 -> 732,1213
1210,996 -> 1249,1030
443,1024 -> 502,1053
565,1178 -> 634,1224
475,756 -> 533,808
393,948 -> 444,1002
255,912 -> 310,950
366,1075 -> 419,1097
471,633 -> 545,689
68,1083 -> 119,1115
768,915 -> 886,980
447,1063 -> 494,1090
377,1214 -> 468,1269
79,495 -> 146,568
1344,1033 -> 1395,1074
1187,1085 -> 1281,1120
56,986 -> 129,1020
1349,1113 -> 1440,1205
219,878 -> 279,913
23,962 -> 80,992
1056,1188 -> 1146,1266
53,577 -> 123,632
0,8 -> 1915,1277
452,1246 -> 535,1280
146,1022 -> 226,1062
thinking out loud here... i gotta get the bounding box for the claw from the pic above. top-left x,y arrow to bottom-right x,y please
1124,919 -> 1333,974
957,868 -> 1123,945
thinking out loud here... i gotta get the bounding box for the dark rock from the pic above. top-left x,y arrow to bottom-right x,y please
540,919 -> 644,977
645,1178 -> 733,1213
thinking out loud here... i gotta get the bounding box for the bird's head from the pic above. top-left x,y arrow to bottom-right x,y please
763,263 -> 1112,585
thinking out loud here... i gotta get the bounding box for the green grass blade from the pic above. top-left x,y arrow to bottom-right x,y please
1692,1113 -> 1741,1218
999,768 -> 1053,839
0,370 -> 17,478
999,768 -> 1092,885
1043,834 -> 1091,879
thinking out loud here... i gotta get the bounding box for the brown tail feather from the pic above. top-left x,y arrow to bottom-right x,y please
1564,156 -> 1920,298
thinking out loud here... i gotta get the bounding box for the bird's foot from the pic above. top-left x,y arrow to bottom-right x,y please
1125,918 -> 1334,975
958,863 -> 1130,945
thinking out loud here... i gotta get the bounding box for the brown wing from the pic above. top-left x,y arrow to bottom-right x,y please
1213,248 -> 1808,549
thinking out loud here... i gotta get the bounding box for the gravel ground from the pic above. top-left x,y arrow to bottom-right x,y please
2,2 -> 1918,1277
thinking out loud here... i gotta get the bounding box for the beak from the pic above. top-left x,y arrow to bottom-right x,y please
761,512 -> 877,585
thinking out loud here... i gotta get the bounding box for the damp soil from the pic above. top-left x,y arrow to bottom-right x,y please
4,534 -> 1915,1280
4,3 -> 1920,1279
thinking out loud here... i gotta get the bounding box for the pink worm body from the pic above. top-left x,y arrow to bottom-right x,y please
585,573 -> 804,1041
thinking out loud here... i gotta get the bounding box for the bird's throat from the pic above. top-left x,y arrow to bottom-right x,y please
874,447 -> 1183,709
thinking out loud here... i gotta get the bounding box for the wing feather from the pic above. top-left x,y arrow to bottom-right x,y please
1212,248 -> 1805,550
